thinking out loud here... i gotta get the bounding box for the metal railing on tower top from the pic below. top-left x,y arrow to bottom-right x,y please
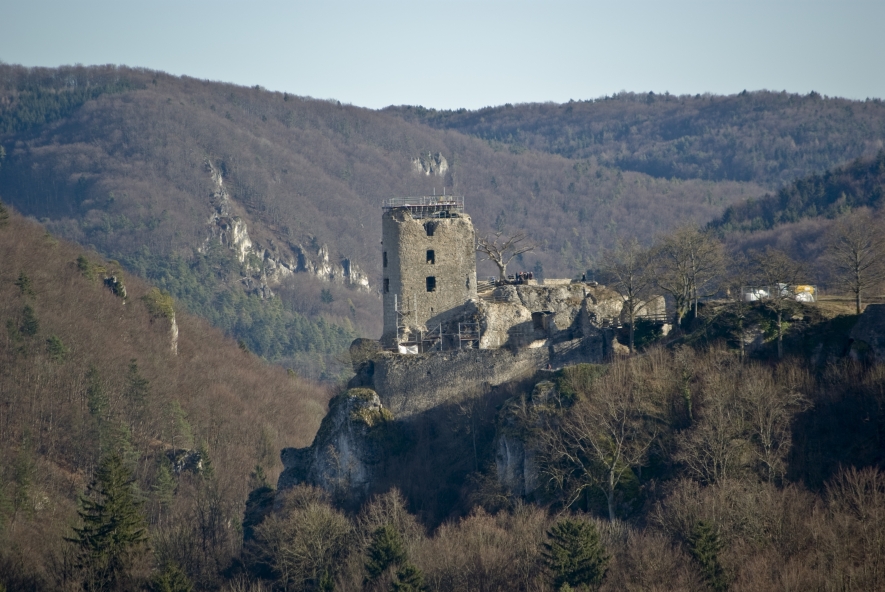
382,195 -> 465,217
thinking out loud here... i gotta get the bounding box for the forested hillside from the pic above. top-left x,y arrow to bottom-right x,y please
0,202 -> 329,589
0,64 -> 773,369
3,65 -> 885,371
713,150 -> 885,232
388,91 -> 885,186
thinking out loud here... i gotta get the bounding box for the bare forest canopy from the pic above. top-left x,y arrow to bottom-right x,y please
0,205 -> 330,588
2,64 -> 885,592
2,64 -> 885,369
386,90 -> 885,186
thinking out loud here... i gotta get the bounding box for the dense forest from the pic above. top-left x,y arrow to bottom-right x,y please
3,62 -> 885,591
8,64 -> 882,367
712,150 -> 885,232
387,91 -> 885,186
0,204 -> 331,589
4,192 -> 885,590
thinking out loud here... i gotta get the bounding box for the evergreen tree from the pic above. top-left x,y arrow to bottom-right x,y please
542,518 -> 609,591
15,271 -> 34,296
20,305 -> 39,336
86,366 -> 109,421
148,562 -> 192,592
0,198 -> 9,228
365,524 -> 407,581
68,454 -> 150,591
391,562 -> 427,592
151,455 -> 176,518
688,520 -> 728,591
124,359 -> 149,431
46,335 -> 69,363
165,401 -> 192,456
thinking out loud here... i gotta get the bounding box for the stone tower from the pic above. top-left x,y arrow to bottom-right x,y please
381,196 -> 477,348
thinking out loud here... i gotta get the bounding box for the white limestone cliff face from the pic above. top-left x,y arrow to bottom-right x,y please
277,388 -> 391,504
200,159 -> 370,297
411,152 -> 449,176
169,314 -> 179,355
495,380 -> 558,498
475,283 -> 626,349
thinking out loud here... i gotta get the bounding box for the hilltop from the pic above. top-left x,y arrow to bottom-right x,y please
387,91 -> 885,186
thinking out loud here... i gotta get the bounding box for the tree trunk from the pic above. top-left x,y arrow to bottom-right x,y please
628,308 -> 635,354
777,309 -> 783,360
606,472 -> 616,521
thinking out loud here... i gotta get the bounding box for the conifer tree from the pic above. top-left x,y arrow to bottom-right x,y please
151,455 -> 176,523
124,359 -> 150,432
365,524 -> 407,582
149,562 -> 192,592
20,305 -> 39,336
68,453 -> 150,591
542,518 -> 609,591
46,335 -> 68,363
391,562 -> 427,592
86,365 -> 108,420
688,520 -> 728,591
15,271 -> 34,297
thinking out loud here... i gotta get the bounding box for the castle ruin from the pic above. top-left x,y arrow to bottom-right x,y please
381,196 -> 477,349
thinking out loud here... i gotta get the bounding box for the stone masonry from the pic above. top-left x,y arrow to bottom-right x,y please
381,200 -> 477,347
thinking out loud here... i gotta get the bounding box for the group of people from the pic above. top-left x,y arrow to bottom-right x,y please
509,271 -> 534,284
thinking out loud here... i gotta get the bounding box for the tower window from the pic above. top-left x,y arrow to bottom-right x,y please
383,252 -> 387,267
424,221 -> 436,236
383,278 -> 389,293
426,277 -> 436,292
427,250 -> 435,264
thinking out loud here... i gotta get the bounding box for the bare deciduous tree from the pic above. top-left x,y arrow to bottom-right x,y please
750,247 -> 806,359
476,231 -> 534,281
824,209 -> 885,314
601,237 -> 655,354
538,359 -> 660,520
740,366 -> 810,483
676,353 -> 809,485
654,226 -> 724,327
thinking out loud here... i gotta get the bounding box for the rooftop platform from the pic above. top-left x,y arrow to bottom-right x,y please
382,195 -> 465,218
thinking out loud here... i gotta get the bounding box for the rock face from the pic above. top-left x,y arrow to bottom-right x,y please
411,152 -> 448,176
850,304 -> 885,362
277,389 -> 392,504
495,381 -> 557,498
478,283 -> 624,349
201,159 -> 370,296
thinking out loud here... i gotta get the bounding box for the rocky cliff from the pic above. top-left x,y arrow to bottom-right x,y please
201,159 -> 370,298
278,388 -> 393,505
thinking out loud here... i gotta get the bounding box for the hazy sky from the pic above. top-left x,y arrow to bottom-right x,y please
2,0 -> 883,110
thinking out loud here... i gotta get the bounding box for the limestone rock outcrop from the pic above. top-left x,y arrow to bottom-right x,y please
201,159 -> 370,296
495,380 -> 559,498
277,388 -> 392,504
411,152 -> 448,176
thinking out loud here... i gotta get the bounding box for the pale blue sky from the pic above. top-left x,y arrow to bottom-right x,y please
2,0 -> 883,109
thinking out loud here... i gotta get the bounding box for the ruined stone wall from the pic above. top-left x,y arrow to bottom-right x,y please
353,331 -> 610,418
381,208 -> 477,346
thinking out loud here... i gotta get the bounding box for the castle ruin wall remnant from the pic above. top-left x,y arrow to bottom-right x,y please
381,200 -> 477,347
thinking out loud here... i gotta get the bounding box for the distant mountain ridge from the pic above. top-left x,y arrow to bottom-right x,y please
711,150 -> 885,233
3,64 -> 883,367
386,91 -> 885,186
